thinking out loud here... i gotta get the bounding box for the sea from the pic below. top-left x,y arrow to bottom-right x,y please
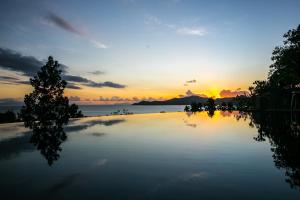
0,105 -> 185,116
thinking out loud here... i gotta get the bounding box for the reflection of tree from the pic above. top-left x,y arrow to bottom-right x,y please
29,121 -> 66,165
207,110 -> 215,118
247,111 -> 300,189
234,111 -> 249,123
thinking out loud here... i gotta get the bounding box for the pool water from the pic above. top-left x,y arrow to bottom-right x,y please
0,111 -> 299,200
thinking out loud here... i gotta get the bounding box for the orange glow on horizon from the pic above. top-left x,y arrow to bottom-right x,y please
0,80 -> 250,104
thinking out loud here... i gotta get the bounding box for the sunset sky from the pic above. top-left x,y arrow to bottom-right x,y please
1,0 -> 300,105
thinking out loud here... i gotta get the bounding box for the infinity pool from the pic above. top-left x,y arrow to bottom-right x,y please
0,111 -> 299,199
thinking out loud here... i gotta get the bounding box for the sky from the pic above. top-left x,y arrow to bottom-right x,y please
0,0 -> 300,105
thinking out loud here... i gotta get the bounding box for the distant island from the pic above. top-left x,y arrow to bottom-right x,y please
132,95 -> 235,105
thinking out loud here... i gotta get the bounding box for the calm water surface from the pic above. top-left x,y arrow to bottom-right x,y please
0,111 -> 300,199
0,105 -> 185,116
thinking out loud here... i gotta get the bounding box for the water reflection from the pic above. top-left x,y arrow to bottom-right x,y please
182,110 -> 300,190
246,111 -> 300,189
207,110 -> 215,118
2,111 -> 300,199
29,120 -> 67,166
12,118 -> 126,166
0,132 -> 34,161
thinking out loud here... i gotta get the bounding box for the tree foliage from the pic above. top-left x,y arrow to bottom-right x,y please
206,98 -> 216,111
269,25 -> 300,88
245,25 -> 300,110
0,111 -> 17,123
190,102 -> 202,112
20,56 -> 70,127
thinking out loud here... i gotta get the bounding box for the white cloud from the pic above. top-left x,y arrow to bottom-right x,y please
145,15 -> 207,37
176,27 -> 207,36
90,39 -> 108,49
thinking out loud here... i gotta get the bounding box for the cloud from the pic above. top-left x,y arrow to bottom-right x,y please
0,76 -> 19,81
186,90 -> 194,96
145,15 -> 207,37
0,48 -> 125,89
186,79 -> 196,84
68,96 -> 81,101
63,75 -> 90,83
0,75 -> 82,90
44,12 -> 107,49
86,81 -> 125,89
94,96 -> 164,103
15,80 -> 30,85
0,48 -> 43,76
176,27 -> 207,36
89,39 -> 108,49
66,82 -> 82,90
64,75 -> 126,88
89,70 -> 105,75
96,96 -> 131,102
46,12 -> 85,36
0,48 -> 68,76
181,90 -> 208,98
219,89 -> 249,98
0,74 -> 31,86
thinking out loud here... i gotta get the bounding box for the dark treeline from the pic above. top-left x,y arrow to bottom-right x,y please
184,98 -> 217,112
184,97 -> 242,112
241,25 -> 300,111
0,110 -> 19,123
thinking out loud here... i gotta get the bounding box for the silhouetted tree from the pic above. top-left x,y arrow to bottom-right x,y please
198,102 -> 203,110
69,103 -> 83,118
0,110 -> 17,123
206,98 -> 215,111
221,102 -> 226,110
236,95 -> 251,110
19,56 -> 82,165
247,25 -> 300,110
184,105 -> 190,112
227,101 -> 234,110
248,86 -> 254,96
20,56 -> 69,125
252,80 -> 270,96
268,25 -> 300,89
190,102 -> 197,112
